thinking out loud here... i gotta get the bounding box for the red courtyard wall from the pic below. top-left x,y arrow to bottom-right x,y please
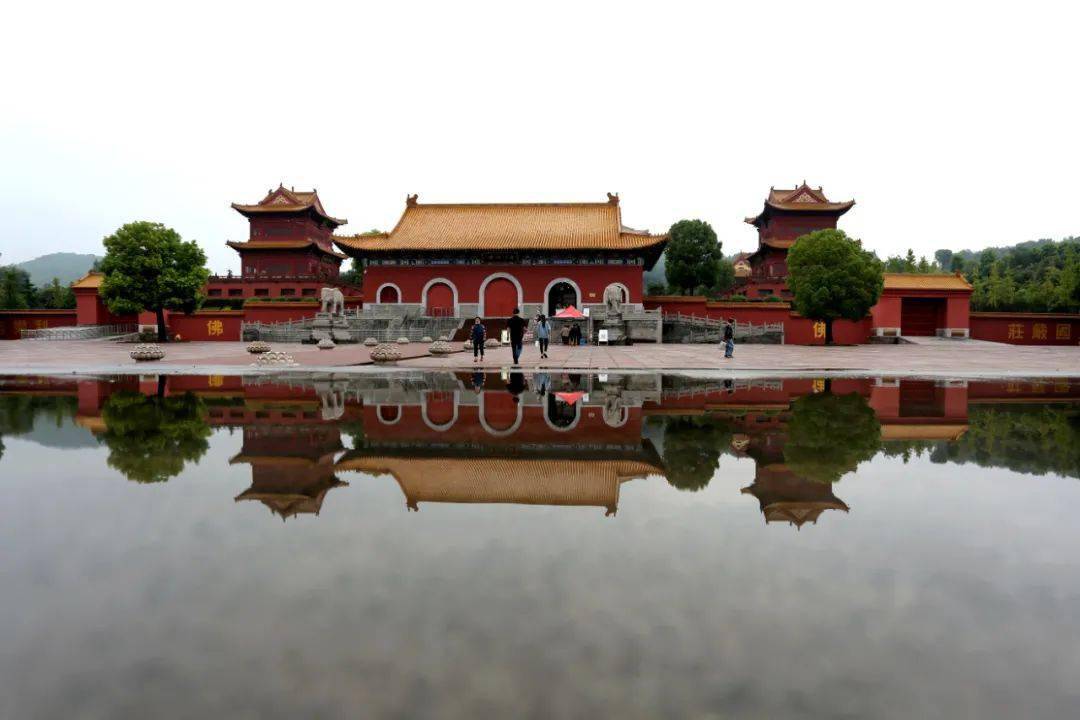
970,313 -> 1079,345
0,310 -> 78,339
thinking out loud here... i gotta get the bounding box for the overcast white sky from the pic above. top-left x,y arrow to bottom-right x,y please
1,0 -> 1077,272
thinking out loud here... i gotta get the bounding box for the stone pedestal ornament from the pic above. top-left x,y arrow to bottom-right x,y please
485,338 -> 501,348
428,340 -> 453,355
397,337 -> 410,345
421,336 -> 433,343
317,338 -> 336,350
246,341 -> 271,354
130,344 -> 165,362
252,351 -> 298,367
363,337 -> 379,346
370,343 -> 402,363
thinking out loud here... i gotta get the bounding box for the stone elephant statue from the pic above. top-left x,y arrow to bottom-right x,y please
321,287 -> 345,315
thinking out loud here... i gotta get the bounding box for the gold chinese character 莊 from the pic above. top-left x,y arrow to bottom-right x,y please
1007,323 -> 1024,340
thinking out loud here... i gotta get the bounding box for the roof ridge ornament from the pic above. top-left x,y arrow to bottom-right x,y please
406,193 -> 419,207
607,192 -> 619,205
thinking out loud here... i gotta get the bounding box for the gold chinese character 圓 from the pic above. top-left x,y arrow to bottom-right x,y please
1032,323 -> 1047,340
813,321 -> 826,339
1007,323 -> 1024,340
206,319 -> 224,337
1056,324 -> 1071,340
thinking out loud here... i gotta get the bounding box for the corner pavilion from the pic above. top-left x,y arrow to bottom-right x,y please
333,193 -> 668,320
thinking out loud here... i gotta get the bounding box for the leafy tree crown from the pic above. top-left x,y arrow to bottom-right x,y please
787,229 -> 884,322
99,221 -> 209,316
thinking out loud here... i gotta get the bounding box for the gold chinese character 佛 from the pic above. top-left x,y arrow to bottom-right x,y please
813,321 -> 826,339
206,319 -> 224,336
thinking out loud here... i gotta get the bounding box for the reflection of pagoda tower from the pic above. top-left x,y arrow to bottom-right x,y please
740,463 -> 849,528
231,424 -> 347,520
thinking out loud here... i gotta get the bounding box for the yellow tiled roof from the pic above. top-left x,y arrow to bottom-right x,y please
883,273 -> 973,291
226,239 -> 347,258
745,183 -> 854,225
232,185 -> 346,226
334,196 -> 667,253
71,271 -> 103,289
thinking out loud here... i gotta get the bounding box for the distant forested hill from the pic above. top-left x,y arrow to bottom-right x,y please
14,252 -> 100,286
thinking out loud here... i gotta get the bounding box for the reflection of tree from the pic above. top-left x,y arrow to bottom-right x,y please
935,405 -> 1080,478
658,415 -> 732,491
99,391 -> 210,483
0,395 -> 79,460
784,392 -> 880,483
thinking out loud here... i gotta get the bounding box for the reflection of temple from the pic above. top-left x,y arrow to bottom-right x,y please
739,463 -> 849,528
231,424 -> 348,520
335,372 -> 665,515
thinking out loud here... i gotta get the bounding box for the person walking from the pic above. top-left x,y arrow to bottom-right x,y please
560,324 -> 571,346
506,308 -> 528,365
535,313 -> 551,359
470,316 -> 486,363
723,317 -> 735,359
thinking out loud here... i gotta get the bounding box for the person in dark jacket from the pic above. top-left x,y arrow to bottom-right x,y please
723,317 -> 735,359
535,314 -> 551,359
506,308 -> 528,365
470,317 -> 486,362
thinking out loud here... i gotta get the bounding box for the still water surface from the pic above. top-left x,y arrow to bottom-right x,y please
1,373 -> 1079,719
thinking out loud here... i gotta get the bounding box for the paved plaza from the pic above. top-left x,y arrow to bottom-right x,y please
0,337 -> 1077,377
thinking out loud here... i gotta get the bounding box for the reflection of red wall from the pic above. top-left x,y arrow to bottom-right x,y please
0,310 -> 78,339
970,313 -> 1079,345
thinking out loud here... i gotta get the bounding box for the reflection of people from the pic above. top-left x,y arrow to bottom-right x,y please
506,371 -> 527,400
470,316 -> 486,362
472,372 -> 485,392
507,308 -> 528,365
534,372 -> 550,397
535,314 -> 550,359
723,317 -> 735,359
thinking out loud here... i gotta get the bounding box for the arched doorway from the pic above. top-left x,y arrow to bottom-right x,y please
377,284 -> 400,303
484,277 -> 518,317
547,281 -> 579,315
546,394 -> 579,429
422,391 -> 457,430
425,282 -> 455,316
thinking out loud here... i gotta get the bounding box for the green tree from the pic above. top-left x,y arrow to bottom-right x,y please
784,392 -> 881,483
934,249 -> 954,270
37,277 -> 76,309
706,260 -> 736,298
98,388 -> 211,483
904,248 -> 918,272
786,229 -> 884,344
665,219 -> 724,295
0,266 -> 36,309
99,222 -> 209,341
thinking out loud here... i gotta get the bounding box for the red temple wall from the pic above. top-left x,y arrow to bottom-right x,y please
167,311 -> 244,341
0,310 -> 78,339
760,214 -> 840,244
364,264 -> 644,308
969,313 -> 1079,345
74,289 -> 136,326
249,216 -> 332,244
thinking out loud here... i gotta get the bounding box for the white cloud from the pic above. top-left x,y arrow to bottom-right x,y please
1,0 -> 1076,269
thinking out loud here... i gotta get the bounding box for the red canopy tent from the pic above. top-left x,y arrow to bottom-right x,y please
555,391 -> 586,405
554,305 -> 586,319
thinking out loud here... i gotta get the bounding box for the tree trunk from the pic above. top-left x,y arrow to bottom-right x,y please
156,374 -> 167,399
155,308 -> 168,342
825,318 -> 834,345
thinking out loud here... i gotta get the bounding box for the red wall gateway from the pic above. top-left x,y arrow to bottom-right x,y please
426,282 -> 456,316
